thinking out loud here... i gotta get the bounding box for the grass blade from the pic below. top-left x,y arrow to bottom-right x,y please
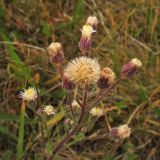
0,114 -> 32,123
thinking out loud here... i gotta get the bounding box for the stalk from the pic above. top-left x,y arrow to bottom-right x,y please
90,78 -> 122,108
16,100 -> 26,160
49,86 -> 88,159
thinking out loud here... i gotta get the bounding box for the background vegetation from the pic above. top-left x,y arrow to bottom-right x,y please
0,0 -> 160,159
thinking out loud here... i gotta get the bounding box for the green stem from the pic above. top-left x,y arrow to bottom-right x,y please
16,100 -> 25,160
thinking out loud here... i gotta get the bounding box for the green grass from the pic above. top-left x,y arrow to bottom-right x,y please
0,0 -> 160,160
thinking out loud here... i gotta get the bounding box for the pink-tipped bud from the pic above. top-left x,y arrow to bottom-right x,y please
121,58 -> 142,79
48,42 -> 64,64
97,67 -> 115,89
64,118 -> 74,126
110,124 -> 131,139
62,74 -> 75,90
81,127 -> 87,133
79,25 -> 95,54
86,16 -> 98,31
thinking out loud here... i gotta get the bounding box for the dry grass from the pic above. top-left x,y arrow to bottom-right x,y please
0,0 -> 160,160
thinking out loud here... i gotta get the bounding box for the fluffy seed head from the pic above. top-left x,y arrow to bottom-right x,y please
97,67 -> 115,89
19,87 -> 38,101
86,16 -> 98,30
110,124 -> 131,139
64,57 -> 100,86
121,58 -> 142,78
42,105 -> 56,115
48,42 -> 64,63
90,107 -> 105,117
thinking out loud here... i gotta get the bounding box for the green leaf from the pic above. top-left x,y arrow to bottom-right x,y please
0,0 -> 3,18
139,85 -> 148,102
68,133 -> 85,146
7,63 -> 32,84
116,100 -> 128,109
2,34 -> 21,64
73,0 -> 84,24
126,153 -> 138,160
102,157 -> 114,160
42,21 -> 51,37
34,155 -> 43,160
45,141 -> 53,155
1,150 -> 13,160
0,126 -> 17,141
153,107 -> 160,117
46,106 -> 65,127
54,89 -> 67,99
2,34 -> 32,84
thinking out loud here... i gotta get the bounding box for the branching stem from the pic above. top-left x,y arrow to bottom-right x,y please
49,85 -> 88,159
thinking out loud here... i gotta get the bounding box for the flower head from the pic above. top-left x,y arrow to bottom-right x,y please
86,16 -> 98,30
121,58 -> 142,78
110,124 -> 131,139
71,100 -> 80,109
81,24 -> 94,37
19,87 -> 38,101
41,105 -> 56,115
48,42 -> 64,63
97,67 -> 115,89
90,107 -> 105,117
64,57 -> 100,86
79,25 -> 95,54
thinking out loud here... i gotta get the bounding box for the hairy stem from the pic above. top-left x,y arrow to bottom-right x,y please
49,86 -> 88,159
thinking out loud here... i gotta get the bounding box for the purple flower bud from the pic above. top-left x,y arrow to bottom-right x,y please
78,25 -> 94,55
86,16 -> 98,31
62,74 -> 75,90
97,67 -> 115,89
48,42 -> 64,64
121,58 -> 142,78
